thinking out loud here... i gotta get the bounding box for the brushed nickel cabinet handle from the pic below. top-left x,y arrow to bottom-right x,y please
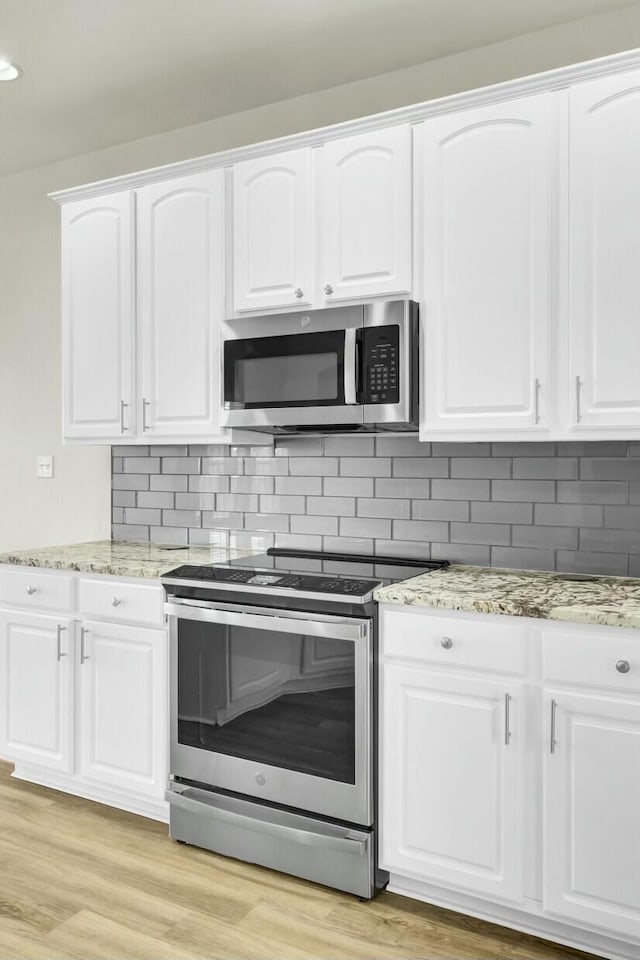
56,625 -> 67,662
294,287 -> 304,299
504,693 -> 511,746
80,626 -> 90,664
142,398 -> 150,432
111,597 -> 122,608
26,585 -> 37,596
441,636 -> 453,649
550,698 -> 557,754
534,378 -> 541,424
120,400 -> 129,433
324,284 -> 334,295
575,375 -> 582,423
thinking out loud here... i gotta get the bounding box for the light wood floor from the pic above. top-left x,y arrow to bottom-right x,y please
0,761 -> 595,960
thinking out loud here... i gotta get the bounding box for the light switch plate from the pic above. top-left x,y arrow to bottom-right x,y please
37,455 -> 54,479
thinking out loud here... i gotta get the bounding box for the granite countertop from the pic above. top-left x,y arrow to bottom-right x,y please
374,565 -> 640,630
0,540 -> 257,580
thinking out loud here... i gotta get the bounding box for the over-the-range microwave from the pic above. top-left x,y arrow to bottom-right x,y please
222,299 -> 418,434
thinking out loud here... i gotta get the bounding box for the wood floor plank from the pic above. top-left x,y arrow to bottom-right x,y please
0,761 -> 599,960
46,910 -> 203,960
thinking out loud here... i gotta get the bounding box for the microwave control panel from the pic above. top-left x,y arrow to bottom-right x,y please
361,325 -> 400,404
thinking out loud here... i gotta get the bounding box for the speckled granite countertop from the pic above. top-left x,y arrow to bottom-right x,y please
0,540 -> 256,580
374,565 -> 640,630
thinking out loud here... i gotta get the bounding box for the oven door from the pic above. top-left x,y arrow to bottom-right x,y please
223,326 -> 361,429
167,599 -> 373,826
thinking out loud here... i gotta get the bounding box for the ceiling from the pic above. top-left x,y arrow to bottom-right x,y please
0,0 -> 636,177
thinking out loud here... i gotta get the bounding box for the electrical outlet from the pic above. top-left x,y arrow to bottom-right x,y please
36,455 -> 54,479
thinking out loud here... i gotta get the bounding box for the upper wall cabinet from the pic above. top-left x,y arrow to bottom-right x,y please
318,126 -> 412,303
62,192 -> 135,440
419,94 -> 556,438
232,149 -> 313,312
230,126 -> 412,315
61,170 -> 225,443
569,69 -> 640,431
137,171 -> 224,438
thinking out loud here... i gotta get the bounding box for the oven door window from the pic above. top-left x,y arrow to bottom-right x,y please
177,619 -> 356,784
224,329 -> 345,408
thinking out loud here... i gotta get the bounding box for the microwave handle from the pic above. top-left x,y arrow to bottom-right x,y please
344,328 -> 357,405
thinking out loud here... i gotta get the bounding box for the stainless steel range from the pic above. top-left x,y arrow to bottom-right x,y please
162,548 -> 447,898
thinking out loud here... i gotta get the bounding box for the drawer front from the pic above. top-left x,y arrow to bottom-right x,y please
78,578 -> 164,626
381,608 -> 526,675
543,628 -> 640,694
0,568 -> 73,612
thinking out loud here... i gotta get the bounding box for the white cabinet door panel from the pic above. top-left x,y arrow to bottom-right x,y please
420,94 -> 554,435
0,612 -> 73,772
138,171 -> 223,437
79,620 -> 167,799
233,149 -> 312,312
544,692 -> 640,939
320,126 -> 411,301
61,192 -> 135,439
382,665 -> 524,902
569,70 -> 640,429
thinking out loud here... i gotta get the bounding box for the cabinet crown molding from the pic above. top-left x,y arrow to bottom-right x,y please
49,47 -> 640,205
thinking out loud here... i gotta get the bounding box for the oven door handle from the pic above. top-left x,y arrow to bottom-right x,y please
167,785 -> 368,854
165,601 -> 366,641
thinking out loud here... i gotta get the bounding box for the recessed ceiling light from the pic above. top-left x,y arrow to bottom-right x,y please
0,59 -> 20,81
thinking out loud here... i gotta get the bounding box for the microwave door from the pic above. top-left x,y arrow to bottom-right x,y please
223,327 -> 363,429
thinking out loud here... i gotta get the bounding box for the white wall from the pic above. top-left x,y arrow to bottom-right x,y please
2,2 -> 640,550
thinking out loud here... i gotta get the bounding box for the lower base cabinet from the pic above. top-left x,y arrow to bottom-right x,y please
0,567 -> 168,820
382,665 -> 524,903
544,692 -> 640,940
79,619 -> 167,801
380,605 -> 640,960
0,610 -> 74,773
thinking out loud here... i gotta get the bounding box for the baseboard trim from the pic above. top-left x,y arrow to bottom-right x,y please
389,874 -> 640,960
12,764 -> 169,823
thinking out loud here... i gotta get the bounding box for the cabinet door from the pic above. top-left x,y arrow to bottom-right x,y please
79,620 -> 167,800
0,612 -> 73,772
138,170 -> 224,437
381,665 -> 524,902
544,691 -> 640,940
61,192 -> 135,439
420,94 -> 555,436
232,148 -> 312,312
319,126 -> 412,302
569,70 -> 640,430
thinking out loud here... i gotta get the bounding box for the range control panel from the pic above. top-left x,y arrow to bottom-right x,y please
164,564 -> 380,597
361,325 -> 400,404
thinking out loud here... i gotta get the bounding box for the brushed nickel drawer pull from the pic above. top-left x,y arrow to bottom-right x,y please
550,698 -> 557,754
504,693 -> 511,746
56,625 -> 67,662
616,660 -> 630,674
80,627 -> 90,664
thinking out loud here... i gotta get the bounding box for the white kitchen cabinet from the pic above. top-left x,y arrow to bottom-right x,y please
568,69 -> 640,431
231,127 -> 412,315
78,619 -> 167,800
382,663 -> 524,903
0,565 -> 168,819
61,192 -> 135,439
319,125 -> 412,303
0,611 -> 74,773
61,171 -> 228,443
232,148 -> 312,312
419,94 -> 555,437
544,691 -> 640,941
136,171 -> 225,438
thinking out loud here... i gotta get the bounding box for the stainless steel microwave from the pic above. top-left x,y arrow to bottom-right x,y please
222,299 -> 418,433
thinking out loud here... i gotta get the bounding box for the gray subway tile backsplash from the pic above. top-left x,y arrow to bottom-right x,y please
112,439 -> 640,575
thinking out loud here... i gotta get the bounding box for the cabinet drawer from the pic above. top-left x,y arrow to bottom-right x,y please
543,628 -> 640,694
0,568 -> 73,613
78,578 -> 164,626
381,608 -> 526,675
